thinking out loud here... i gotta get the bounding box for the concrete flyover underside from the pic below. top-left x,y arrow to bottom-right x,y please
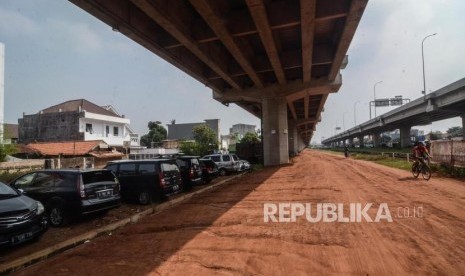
69,0 -> 368,165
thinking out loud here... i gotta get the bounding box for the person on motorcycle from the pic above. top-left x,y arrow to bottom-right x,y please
412,141 -> 430,167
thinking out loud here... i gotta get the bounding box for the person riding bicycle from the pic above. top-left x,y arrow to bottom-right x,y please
344,146 -> 349,158
412,141 -> 430,167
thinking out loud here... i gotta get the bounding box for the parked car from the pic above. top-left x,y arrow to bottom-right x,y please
199,158 -> 219,183
9,169 -> 121,227
201,154 -> 243,176
104,159 -> 182,205
239,159 -> 251,171
0,181 -> 48,247
175,156 -> 203,190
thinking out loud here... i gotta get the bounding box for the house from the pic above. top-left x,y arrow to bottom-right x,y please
18,99 -> 139,150
167,119 -> 220,141
20,140 -> 123,168
3,123 -> 18,144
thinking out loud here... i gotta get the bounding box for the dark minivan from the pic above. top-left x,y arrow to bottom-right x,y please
0,181 -> 48,247
104,159 -> 182,205
10,169 -> 121,227
175,156 -> 203,190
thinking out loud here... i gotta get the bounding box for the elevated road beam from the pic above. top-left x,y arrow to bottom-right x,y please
69,0 -> 368,165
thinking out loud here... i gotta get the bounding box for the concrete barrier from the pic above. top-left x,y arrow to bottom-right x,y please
0,173 -> 246,274
431,140 -> 465,167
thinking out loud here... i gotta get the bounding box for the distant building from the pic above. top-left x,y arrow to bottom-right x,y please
218,123 -> 257,152
18,99 -> 139,149
167,119 -> 220,141
220,134 -> 240,153
3,123 -> 18,144
229,123 -> 256,139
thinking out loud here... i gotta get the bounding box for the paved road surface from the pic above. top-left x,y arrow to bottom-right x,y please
15,150 -> 465,275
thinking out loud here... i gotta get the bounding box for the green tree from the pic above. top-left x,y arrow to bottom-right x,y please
0,144 -> 17,162
140,121 -> 167,147
240,132 -> 260,144
179,125 -> 218,156
446,126 -> 463,138
428,131 -> 443,141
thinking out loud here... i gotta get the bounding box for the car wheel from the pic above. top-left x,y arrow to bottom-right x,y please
49,205 -> 68,227
219,168 -> 227,176
138,191 -> 152,205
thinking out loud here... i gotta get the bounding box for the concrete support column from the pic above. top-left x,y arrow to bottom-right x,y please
288,121 -> 298,156
400,126 -> 411,148
262,97 -> 289,166
462,115 -> 465,140
358,136 -> 364,147
372,132 -> 380,147
349,137 -> 354,147
299,136 -> 305,151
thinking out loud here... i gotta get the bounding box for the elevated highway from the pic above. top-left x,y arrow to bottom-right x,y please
69,0 -> 368,165
323,78 -> 465,147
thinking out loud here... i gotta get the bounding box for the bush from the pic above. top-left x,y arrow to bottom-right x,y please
436,164 -> 465,179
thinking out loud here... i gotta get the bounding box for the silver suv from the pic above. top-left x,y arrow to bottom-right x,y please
201,154 -> 242,176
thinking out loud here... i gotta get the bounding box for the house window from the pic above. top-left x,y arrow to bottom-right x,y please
105,126 -> 110,137
86,124 -> 93,134
113,127 -> 119,136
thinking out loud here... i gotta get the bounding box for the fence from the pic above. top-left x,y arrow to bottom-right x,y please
0,160 -> 45,173
0,157 -> 96,173
430,140 -> 465,167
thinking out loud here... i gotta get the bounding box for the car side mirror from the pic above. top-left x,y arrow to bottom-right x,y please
18,188 -> 25,194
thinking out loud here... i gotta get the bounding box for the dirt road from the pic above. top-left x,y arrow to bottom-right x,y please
14,150 -> 465,275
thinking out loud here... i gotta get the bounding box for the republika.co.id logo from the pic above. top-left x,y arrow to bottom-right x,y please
264,203 -> 423,223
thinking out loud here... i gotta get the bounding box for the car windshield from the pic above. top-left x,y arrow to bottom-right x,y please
0,181 -> 19,198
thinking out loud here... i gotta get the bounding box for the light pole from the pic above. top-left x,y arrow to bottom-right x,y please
373,81 -> 383,118
422,33 -> 437,95
343,112 -> 349,131
353,101 -> 360,126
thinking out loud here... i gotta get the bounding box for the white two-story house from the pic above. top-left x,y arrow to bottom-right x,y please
18,99 -> 140,149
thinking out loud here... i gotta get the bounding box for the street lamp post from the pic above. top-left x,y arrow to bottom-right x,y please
422,33 -> 437,95
353,101 -> 360,126
373,81 -> 383,118
343,112 -> 349,131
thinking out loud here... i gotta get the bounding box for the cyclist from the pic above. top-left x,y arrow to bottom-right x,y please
344,146 -> 349,158
412,141 -> 430,167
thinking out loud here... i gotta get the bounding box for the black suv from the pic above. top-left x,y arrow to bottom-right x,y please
199,158 -> 219,184
104,159 -> 182,205
10,169 -> 121,227
175,156 -> 203,190
0,181 -> 48,247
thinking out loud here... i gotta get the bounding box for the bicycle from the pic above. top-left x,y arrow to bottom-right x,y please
411,156 -> 431,181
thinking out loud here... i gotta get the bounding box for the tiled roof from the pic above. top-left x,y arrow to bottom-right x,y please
25,140 -> 107,156
41,99 -> 120,117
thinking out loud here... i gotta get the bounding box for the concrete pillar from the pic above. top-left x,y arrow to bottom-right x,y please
299,136 -> 305,151
372,132 -> 380,147
262,97 -> 289,166
462,115 -> 465,140
358,135 -> 364,147
349,137 -> 354,147
288,121 -> 298,156
400,126 -> 411,148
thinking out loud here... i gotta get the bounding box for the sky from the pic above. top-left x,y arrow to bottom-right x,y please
0,0 -> 464,142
